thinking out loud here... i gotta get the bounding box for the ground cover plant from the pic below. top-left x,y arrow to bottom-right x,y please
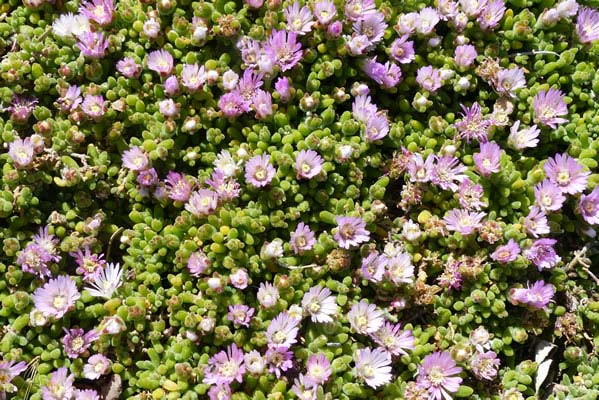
2,0 -> 599,398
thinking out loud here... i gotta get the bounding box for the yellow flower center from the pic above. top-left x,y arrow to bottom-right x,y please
53,295 -> 66,309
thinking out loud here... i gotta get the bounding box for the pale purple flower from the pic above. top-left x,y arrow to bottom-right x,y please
576,7 -> 599,43
305,354 -> 332,386
508,120 -> 540,150
365,113 -> 390,141
208,385 -> 231,400
266,312 -> 299,348
122,146 -> 149,171
416,66 -> 442,92
460,0 -> 487,17
266,347 -> 294,378
266,30 -> 303,71
229,269 -> 249,290
116,58 -> 141,81
495,67 -> 526,96
245,154 -> 276,187
81,94 -> 105,119
354,347 -> 392,389
181,63 -> 206,92
187,250 -> 211,277
416,7 -> 440,35
57,85 -> 82,112
580,187 -> 599,225
437,259 -> 463,290
477,0 -> 505,30
77,31 -> 109,58
533,88 -> 568,128
206,170 -> 241,202
83,354 -> 111,380
443,208 -> 486,235
79,0 -> 114,25
524,206 -> 551,237
185,189 -> 219,217
73,389 -> 100,400
386,252 -> 415,285
348,300 -> 384,334
327,20 -> 343,37
228,305 -> 254,327
257,282 -> 279,308
219,92 -> 248,117
290,222 -> 316,254
42,367 -> 74,400
438,0 -> 458,19
164,172 -> 192,202
33,276 -> 80,319
454,44 -> 477,68
525,238 -> 561,270
360,252 -> 386,282
292,374 -> 317,400
253,89 -> 273,119
371,322 -> 415,356
70,246 -> 106,280
416,351 -> 463,400
0,359 -> 27,394
458,178 -> 485,210
491,239 -> 520,263
455,102 -> 491,143
313,0 -> 337,25
62,328 -> 99,359
346,34 -> 371,56
432,155 -> 467,192
534,179 -> 566,212
344,0 -> 375,21
245,0 -> 263,8
158,99 -> 178,117
334,216 -> 370,249
390,35 -> 415,64
203,343 -> 246,385
509,280 -> 555,310
275,77 -> 292,103
238,69 -> 264,101
353,11 -> 387,45
544,153 -> 589,194
17,243 -> 52,279
285,1 -> 314,34
473,141 -> 502,177
408,153 -> 435,183
470,351 -> 500,381
7,96 -> 36,124
352,94 -> 377,123
147,50 -> 174,77
302,285 -> 337,323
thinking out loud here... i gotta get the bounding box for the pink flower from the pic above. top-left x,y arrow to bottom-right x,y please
470,351 -> 500,381
454,44 -> 477,68
62,328 -> 99,359
432,155 -> 467,192
122,146 -> 149,171
371,322 -> 415,356
508,120 -> 539,150
187,250 -> 211,277
305,353 -> 332,386
285,1 -> 314,34
390,35 -> 415,64
524,206 -> 551,237
228,304 -> 254,327
455,102 -> 491,143
147,49 -> 174,77
42,367 -> 75,400
491,239 -> 520,263
525,238 -> 561,270
360,252 -> 386,282
416,351 -> 463,400
185,189 -> 219,217
576,7 -> 599,43
290,222 -> 316,254
416,65 -> 442,93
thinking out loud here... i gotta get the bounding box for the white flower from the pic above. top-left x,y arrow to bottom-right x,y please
52,13 -> 91,38
214,150 -> 240,177
402,220 -> 422,242
354,347 -> 393,389
84,262 -> 123,299
222,70 -> 239,91
261,239 -> 284,260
